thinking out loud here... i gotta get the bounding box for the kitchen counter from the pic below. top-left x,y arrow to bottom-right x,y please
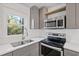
0,36 -> 79,55
64,42 -> 79,53
64,29 -> 79,53
0,37 -> 45,56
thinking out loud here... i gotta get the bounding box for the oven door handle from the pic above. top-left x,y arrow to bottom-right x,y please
41,43 -> 62,51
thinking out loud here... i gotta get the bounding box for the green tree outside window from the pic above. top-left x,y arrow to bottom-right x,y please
8,15 -> 24,35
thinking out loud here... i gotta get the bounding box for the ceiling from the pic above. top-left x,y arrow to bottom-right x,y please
21,3 -> 66,8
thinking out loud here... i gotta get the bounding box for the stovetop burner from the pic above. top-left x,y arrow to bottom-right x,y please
41,39 -> 64,48
41,37 -> 66,48
41,33 -> 66,48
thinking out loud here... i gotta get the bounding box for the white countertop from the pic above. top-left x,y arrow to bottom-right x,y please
0,37 -> 45,56
64,30 -> 79,52
0,36 -> 79,56
64,42 -> 79,52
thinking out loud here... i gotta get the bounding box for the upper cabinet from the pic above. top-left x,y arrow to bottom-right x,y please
76,3 -> 79,29
39,7 -> 48,29
66,3 -> 76,29
66,3 -> 79,29
30,6 -> 40,29
30,3 -> 79,29
30,6 -> 48,29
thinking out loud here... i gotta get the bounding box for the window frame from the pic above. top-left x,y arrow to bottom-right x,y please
7,14 -> 25,36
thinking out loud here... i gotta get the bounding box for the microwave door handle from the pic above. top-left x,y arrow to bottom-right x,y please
56,20 -> 58,28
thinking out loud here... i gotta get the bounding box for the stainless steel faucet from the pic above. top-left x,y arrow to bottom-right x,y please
22,26 -> 28,40
24,27 -> 28,37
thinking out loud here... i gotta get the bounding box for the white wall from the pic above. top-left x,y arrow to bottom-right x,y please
0,3 -> 30,45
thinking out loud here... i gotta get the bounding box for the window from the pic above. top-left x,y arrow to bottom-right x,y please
8,15 -> 24,35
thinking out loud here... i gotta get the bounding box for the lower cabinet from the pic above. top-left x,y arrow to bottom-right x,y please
13,46 -> 29,56
2,52 -> 13,56
13,43 -> 39,56
2,43 -> 39,56
29,43 -> 39,56
64,48 -> 79,56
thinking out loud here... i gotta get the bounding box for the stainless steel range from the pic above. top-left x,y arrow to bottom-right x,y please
40,33 -> 66,56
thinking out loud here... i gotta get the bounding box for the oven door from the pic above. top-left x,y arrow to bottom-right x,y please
40,43 -> 63,56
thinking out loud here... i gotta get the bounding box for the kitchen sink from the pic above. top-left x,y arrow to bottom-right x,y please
11,39 -> 33,47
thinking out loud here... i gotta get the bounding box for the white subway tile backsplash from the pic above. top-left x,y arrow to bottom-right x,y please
0,29 -> 79,45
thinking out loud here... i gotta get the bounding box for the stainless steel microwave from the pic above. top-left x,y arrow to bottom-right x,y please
44,15 -> 66,29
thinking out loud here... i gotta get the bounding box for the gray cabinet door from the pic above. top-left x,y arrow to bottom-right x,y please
64,49 -> 79,56
66,3 -> 79,29
2,52 -> 12,56
39,7 -> 48,29
66,3 -> 76,29
30,6 -> 40,29
13,46 -> 29,56
29,43 -> 39,56
76,3 -> 79,29
13,43 -> 39,56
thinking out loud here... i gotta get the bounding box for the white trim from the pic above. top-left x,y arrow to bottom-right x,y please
6,14 -> 25,36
